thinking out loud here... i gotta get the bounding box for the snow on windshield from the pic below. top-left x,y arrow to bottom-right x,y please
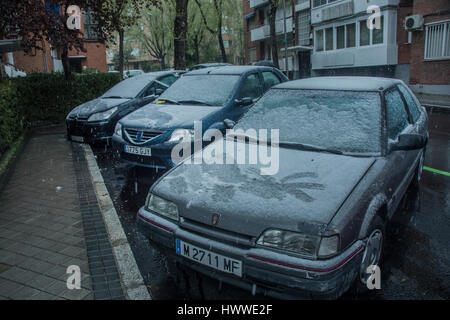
159,75 -> 240,106
102,75 -> 156,99
236,89 -> 381,154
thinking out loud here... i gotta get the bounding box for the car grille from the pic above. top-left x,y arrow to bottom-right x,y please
125,128 -> 164,144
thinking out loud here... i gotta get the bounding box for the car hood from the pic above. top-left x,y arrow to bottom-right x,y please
120,104 -> 222,130
153,140 -> 375,237
68,98 -> 130,119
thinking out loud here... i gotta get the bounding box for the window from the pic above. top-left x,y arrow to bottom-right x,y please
425,21 -> 450,60
159,75 -> 177,86
262,72 -> 281,92
298,11 -> 311,46
373,16 -> 384,45
143,82 -> 167,97
316,29 -> 324,51
385,89 -> 409,140
82,10 -> 98,40
347,23 -> 356,48
313,0 -> 327,8
360,20 -> 370,46
238,74 -> 261,100
397,85 -> 421,123
337,26 -> 345,49
325,28 -> 334,51
248,47 -> 257,63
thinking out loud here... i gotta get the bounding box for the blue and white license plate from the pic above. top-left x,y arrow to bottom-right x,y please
176,239 -> 242,277
124,145 -> 152,156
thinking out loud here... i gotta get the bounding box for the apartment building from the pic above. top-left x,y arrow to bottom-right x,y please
2,7 -> 107,76
243,0 -> 313,79
397,0 -> 450,95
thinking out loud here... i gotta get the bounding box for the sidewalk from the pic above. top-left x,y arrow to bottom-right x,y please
0,126 -> 126,300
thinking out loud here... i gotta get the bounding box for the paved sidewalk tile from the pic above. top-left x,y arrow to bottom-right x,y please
0,127 -> 123,299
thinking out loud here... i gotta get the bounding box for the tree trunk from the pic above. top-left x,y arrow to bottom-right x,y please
174,0 -> 189,70
217,28 -> 227,63
269,4 -> 279,69
193,35 -> 200,64
61,47 -> 72,81
160,55 -> 166,71
119,29 -> 124,80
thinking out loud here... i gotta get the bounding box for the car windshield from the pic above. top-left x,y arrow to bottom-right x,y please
102,76 -> 154,99
158,75 -> 240,106
235,89 -> 382,155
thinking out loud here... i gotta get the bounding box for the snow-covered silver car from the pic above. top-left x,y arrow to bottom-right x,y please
137,77 -> 428,299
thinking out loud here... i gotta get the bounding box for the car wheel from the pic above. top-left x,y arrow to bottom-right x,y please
352,216 -> 385,295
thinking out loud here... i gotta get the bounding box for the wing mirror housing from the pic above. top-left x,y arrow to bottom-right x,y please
235,97 -> 253,107
155,88 -> 164,96
390,133 -> 427,151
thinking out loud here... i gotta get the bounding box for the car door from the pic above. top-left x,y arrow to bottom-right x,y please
384,87 -> 417,217
229,73 -> 263,121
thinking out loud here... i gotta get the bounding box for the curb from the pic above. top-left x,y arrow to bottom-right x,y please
82,144 -> 151,300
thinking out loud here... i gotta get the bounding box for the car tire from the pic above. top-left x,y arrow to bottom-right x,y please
351,215 -> 385,296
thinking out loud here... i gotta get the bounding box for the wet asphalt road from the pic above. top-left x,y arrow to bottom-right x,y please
93,108 -> 450,300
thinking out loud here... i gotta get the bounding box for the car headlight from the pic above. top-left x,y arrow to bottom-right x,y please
256,230 -> 339,259
88,107 -> 118,122
146,194 -> 179,221
114,122 -> 122,137
166,129 -> 195,143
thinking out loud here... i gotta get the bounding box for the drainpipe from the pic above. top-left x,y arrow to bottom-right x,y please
283,0 -> 288,75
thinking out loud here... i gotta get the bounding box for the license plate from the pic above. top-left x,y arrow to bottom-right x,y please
124,145 -> 152,156
176,239 -> 242,277
71,135 -> 84,143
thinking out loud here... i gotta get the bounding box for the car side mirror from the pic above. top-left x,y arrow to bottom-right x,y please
155,88 -> 164,96
235,97 -> 253,107
223,119 -> 235,129
391,133 -> 427,151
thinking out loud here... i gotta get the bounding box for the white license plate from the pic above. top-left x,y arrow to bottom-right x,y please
71,135 -> 84,142
124,145 -> 152,156
176,239 -> 242,277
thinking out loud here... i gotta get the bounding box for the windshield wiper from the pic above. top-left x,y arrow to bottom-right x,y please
156,98 -> 180,105
103,96 -> 127,99
278,142 -> 343,155
178,100 -> 213,106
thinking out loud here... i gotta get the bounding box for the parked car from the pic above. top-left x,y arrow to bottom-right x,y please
124,69 -> 144,78
136,77 -> 428,299
66,71 -> 180,145
112,65 -> 288,169
188,63 -> 232,71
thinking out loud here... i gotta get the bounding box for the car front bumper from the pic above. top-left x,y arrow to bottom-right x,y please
136,207 -> 365,299
66,118 -> 114,145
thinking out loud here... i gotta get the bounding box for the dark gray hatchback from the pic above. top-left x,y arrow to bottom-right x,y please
137,77 -> 428,299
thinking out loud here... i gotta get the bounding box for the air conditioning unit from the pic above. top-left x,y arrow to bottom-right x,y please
405,15 -> 424,31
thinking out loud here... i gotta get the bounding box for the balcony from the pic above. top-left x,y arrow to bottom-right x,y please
250,18 -> 293,42
250,0 -> 269,9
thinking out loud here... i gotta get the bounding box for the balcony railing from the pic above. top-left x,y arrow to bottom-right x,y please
250,0 -> 269,9
250,18 -> 293,42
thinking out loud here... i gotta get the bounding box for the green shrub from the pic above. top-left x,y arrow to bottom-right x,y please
0,72 -> 121,156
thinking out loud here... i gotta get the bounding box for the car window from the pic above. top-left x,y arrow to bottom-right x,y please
238,73 -> 261,100
236,89 -> 382,154
385,89 -> 409,140
159,75 -> 177,86
143,82 -> 167,97
102,76 -> 156,99
158,75 -> 240,106
397,85 -> 421,123
262,71 -> 281,92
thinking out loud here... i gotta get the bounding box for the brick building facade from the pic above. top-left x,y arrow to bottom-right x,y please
2,7 -> 107,76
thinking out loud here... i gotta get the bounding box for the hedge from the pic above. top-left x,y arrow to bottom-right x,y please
0,72 -> 121,156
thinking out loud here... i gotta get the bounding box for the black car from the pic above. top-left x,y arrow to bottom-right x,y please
66,71 -> 180,145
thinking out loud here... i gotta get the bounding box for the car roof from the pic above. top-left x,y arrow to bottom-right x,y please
186,65 -> 278,76
131,71 -> 176,81
275,76 -> 404,91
